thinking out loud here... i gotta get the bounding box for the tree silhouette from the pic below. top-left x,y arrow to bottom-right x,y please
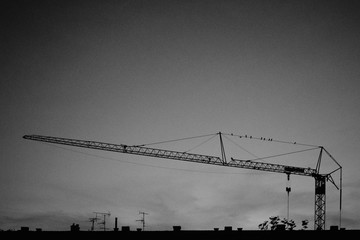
258,220 -> 269,230
258,216 -> 308,231
281,218 -> 296,230
301,220 -> 309,230
269,216 -> 280,230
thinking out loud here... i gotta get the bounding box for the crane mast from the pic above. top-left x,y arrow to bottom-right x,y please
232,156 -> 328,230
23,134 -> 341,230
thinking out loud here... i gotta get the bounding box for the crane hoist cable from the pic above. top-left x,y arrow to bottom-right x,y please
133,133 -> 217,147
223,132 -> 321,148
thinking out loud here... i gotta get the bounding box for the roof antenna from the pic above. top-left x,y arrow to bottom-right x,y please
136,211 -> 149,231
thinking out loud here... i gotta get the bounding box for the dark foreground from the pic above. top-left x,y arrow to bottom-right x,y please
1,230 -> 358,240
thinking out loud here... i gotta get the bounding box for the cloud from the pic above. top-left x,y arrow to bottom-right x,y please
135,177 -> 291,230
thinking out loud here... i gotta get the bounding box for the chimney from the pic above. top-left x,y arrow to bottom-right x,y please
20,227 -> 29,232
122,226 -> 130,231
224,226 -> 232,231
173,226 -> 181,231
114,217 -> 119,231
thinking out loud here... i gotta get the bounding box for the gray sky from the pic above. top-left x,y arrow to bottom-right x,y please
1,0 -> 360,231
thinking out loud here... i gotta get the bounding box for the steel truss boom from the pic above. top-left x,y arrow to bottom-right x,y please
22,135 -> 317,174
23,134 -> 341,230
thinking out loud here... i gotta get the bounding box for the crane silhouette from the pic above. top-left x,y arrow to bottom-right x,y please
23,132 -> 342,230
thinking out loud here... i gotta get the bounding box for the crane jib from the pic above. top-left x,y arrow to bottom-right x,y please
23,135 -> 318,177
284,166 -> 305,173
230,157 -> 317,177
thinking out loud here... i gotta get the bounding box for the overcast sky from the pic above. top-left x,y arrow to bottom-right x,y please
1,0 -> 360,231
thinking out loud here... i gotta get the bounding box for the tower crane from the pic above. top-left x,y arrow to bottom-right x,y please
23,132 -> 342,230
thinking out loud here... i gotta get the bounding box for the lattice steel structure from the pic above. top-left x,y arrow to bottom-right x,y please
23,133 -> 341,230
314,175 -> 326,230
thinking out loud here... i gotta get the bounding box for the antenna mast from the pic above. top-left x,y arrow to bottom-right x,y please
93,211 -> 111,231
136,211 -> 149,231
